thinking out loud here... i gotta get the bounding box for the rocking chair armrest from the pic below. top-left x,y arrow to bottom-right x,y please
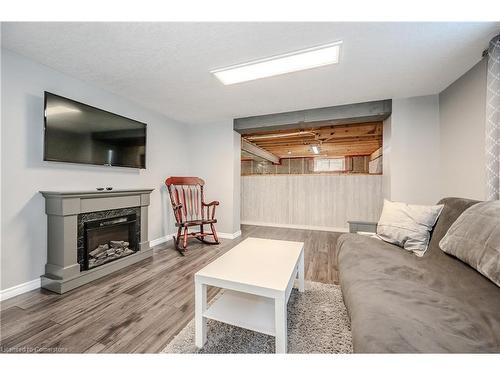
202,200 -> 218,220
202,201 -> 219,206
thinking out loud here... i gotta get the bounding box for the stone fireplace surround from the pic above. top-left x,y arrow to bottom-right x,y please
40,189 -> 154,294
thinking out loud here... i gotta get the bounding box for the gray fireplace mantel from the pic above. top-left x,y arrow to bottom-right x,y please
40,188 -> 154,294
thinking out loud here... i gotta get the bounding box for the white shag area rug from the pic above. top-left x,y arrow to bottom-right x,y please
162,281 -> 352,354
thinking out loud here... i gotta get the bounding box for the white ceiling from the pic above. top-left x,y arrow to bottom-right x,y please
2,22 -> 499,125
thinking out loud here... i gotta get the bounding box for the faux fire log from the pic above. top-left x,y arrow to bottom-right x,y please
110,240 -> 130,249
89,244 -> 109,257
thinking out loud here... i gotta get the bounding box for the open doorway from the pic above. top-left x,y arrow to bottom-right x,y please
241,122 -> 383,175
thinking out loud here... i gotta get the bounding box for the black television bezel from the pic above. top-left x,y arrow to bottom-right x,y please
43,91 -> 147,169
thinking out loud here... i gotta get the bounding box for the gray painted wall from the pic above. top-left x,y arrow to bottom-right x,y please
383,59 -> 487,204
232,132 -> 241,233
1,49 -> 192,290
382,116 -> 392,200
187,120 -> 241,235
439,58 -> 487,201
386,95 -> 442,205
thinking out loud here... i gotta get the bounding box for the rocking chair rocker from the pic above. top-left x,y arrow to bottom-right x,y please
165,177 -> 220,255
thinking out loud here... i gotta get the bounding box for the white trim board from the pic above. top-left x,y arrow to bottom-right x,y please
241,221 -> 348,233
218,230 -> 242,240
149,230 -> 242,246
0,279 -> 41,302
149,235 -> 174,247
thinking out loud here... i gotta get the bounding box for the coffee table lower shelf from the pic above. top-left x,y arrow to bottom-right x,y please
203,290 -> 275,336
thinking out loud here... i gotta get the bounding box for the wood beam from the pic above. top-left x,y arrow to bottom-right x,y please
244,122 -> 382,138
370,147 -> 383,161
241,139 -> 280,164
312,124 -> 382,139
266,140 -> 380,156
264,140 -> 381,151
252,135 -> 382,147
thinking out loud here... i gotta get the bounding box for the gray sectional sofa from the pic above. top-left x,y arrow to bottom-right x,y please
337,197 -> 500,353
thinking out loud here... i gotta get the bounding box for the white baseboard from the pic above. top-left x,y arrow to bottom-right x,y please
218,230 -> 242,240
0,278 -> 41,301
149,229 -> 242,246
149,234 -> 174,247
241,221 -> 348,233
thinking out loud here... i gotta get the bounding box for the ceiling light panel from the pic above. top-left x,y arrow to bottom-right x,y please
212,41 -> 342,85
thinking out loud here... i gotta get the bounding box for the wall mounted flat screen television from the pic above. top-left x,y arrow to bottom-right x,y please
44,92 -> 147,169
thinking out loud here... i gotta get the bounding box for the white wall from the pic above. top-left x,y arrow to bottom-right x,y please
187,120 -> 241,235
439,58 -> 487,200
386,95 -> 442,205
1,49 -> 191,290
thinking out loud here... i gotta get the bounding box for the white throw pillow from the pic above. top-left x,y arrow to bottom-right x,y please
376,199 -> 444,257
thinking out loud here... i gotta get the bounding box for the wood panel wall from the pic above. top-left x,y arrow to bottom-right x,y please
241,175 -> 383,231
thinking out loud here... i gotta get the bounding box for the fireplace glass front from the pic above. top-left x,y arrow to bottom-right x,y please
83,214 -> 138,270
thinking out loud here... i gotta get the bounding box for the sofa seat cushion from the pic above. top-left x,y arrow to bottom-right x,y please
337,233 -> 500,353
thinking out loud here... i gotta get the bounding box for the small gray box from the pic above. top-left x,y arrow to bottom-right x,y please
348,220 -> 378,234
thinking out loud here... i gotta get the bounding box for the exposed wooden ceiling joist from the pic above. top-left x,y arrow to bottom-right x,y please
252,135 -> 381,147
245,122 -> 382,138
241,139 -> 280,164
264,143 -> 381,158
242,121 -> 383,159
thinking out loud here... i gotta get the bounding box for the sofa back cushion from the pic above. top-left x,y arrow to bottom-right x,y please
439,200 -> 500,287
427,197 -> 480,254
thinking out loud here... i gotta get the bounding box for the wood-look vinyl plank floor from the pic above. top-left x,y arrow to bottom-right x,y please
0,225 -> 343,353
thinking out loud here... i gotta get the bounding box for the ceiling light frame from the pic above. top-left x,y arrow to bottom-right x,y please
211,41 -> 342,85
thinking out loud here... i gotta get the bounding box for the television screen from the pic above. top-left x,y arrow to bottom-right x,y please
44,92 -> 146,169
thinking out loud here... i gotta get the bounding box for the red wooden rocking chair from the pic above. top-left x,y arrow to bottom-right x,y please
165,177 -> 220,255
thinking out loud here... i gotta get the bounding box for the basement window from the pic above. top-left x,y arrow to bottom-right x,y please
313,158 -> 345,172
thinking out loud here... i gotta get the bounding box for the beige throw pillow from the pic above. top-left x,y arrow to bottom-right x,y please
439,200 -> 500,287
376,199 -> 444,257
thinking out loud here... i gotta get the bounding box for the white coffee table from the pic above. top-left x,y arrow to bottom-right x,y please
194,237 -> 305,353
